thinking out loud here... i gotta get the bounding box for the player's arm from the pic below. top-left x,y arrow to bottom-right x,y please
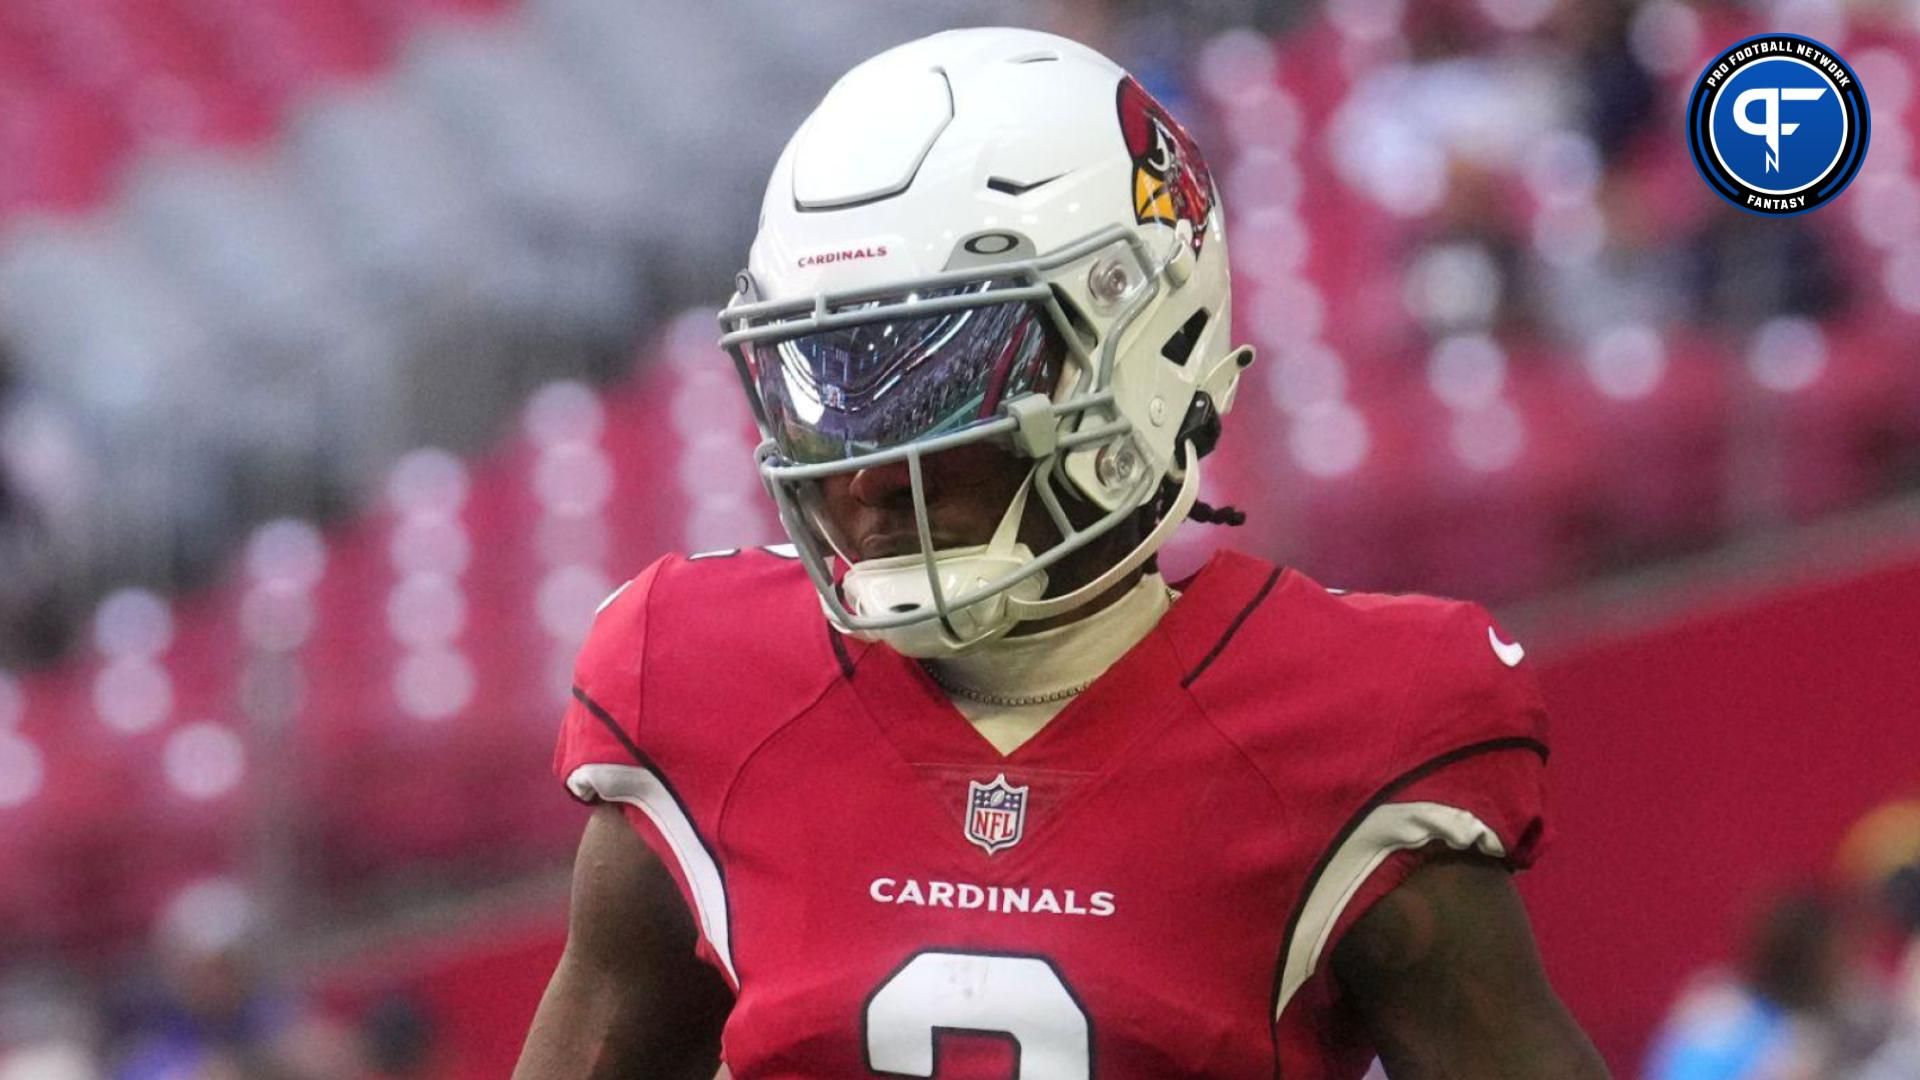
514,802 -> 733,1080
1334,852 -> 1608,1079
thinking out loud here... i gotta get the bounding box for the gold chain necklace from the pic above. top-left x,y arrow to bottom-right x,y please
920,662 -> 1096,708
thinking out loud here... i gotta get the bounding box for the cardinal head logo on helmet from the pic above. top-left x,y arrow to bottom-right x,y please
1116,77 -> 1214,251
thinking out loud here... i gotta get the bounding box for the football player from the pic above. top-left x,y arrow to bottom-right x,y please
516,27 -> 1608,1080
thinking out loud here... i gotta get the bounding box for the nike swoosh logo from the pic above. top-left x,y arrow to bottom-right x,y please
1487,626 -> 1525,667
986,172 -> 1067,196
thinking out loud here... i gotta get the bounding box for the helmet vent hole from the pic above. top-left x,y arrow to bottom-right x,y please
1009,51 -> 1060,64
1160,309 -> 1211,367
890,603 -> 921,614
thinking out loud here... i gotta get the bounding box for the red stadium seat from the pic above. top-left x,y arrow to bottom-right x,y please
1768,313 -> 1920,522
1576,329 -> 1734,562
1411,363 -> 1601,602
194,0 -> 395,95
0,83 -> 128,216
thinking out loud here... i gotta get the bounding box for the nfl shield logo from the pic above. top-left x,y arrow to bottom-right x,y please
965,774 -> 1028,855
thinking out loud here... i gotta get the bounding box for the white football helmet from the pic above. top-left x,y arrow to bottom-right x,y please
719,27 -> 1251,658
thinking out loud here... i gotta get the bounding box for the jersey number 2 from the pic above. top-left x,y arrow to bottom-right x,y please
864,950 -> 1090,1078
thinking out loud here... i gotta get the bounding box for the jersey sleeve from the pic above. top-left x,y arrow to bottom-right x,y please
549,554 -> 743,988
1381,599 -> 1550,870
1276,600 -> 1551,1020
552,554 -> 665,788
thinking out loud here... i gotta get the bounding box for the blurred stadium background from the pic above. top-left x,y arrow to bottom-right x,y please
0,0 -> 1917,1076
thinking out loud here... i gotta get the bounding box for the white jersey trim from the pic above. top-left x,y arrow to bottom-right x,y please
567,762 -> 738,986
1275,801 -> 1505,1019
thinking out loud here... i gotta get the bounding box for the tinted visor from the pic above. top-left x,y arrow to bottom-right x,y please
745,287 -> 1065,464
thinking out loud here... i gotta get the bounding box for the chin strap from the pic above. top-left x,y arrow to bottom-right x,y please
1006,441 -> 1202,625
835,462 -> 1049,658
982,461 -> 1038,559
835,443 -> 1202,656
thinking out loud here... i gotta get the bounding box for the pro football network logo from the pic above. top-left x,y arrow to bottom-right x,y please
1686,33 -> 1869,215
1116,77 -> 1214,250
965,774 -> 1028,855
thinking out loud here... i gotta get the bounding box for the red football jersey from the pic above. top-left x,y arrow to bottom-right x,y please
553,547 -> 1550,1079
